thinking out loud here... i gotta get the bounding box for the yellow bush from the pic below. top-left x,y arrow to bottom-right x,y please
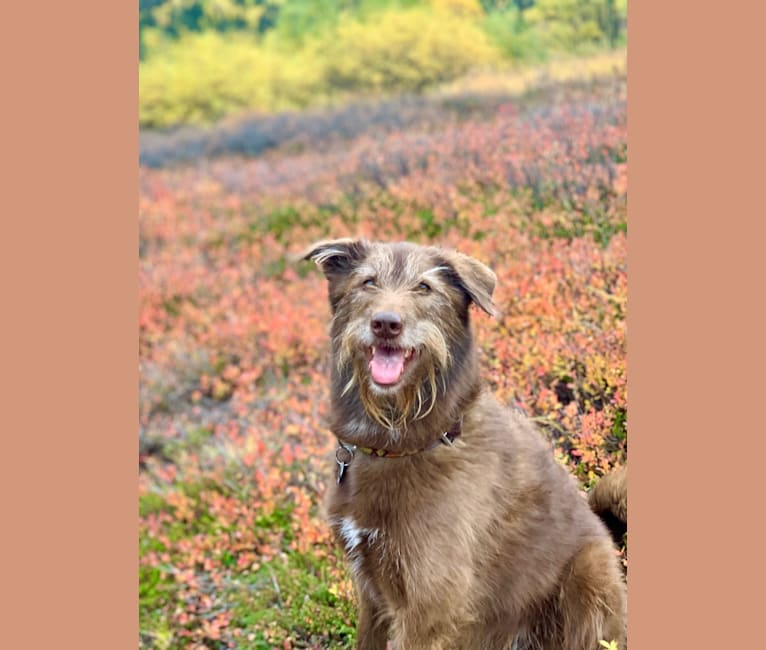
140,9 -> 502,128
321,7 -> 501,94
139,31 -> 324,128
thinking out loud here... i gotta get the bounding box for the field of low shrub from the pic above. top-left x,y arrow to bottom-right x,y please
139,70 -> 627,648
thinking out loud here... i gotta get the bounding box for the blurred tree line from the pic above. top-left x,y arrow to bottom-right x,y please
139,0 -> 626,128
140,0 -> 626,58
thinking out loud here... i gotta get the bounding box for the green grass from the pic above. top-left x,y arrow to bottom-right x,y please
225,553 -> 357,649
139,476 -> 356,648
139,549 -> 357,649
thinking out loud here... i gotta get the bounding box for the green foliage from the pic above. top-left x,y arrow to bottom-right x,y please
478,1 -> 536,10
141,0 -> 277,34
139,0 -> 281,59
269,0 -> 346,45
482,8 -> 549,62
526,0 -> 627,52
138,467 -> 355,646
225,553 -> 357,648
611,407 -> 627,441
139,565 -> 168,610
261,206 -> 304,241
139,492 -> 171,517
416,208 -> 443,238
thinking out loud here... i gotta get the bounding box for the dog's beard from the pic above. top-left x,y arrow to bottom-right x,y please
334,320 -> 451,431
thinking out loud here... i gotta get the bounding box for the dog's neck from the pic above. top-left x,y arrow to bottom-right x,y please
331,390 -> 477,452
330,344 -> 482,453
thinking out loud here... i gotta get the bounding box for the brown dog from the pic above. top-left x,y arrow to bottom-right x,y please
304,239 -> 627,649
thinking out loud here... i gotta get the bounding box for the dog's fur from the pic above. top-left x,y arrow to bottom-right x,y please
304,239 -> 627,650
588,465 -> 627,547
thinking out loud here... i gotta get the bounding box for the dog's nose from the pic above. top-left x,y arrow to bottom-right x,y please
371,312 -> 403,339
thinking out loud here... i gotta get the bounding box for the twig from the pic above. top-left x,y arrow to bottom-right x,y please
268,567 -> 283,607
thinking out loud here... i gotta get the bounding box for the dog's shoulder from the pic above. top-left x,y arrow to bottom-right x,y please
465,390 -> 552,456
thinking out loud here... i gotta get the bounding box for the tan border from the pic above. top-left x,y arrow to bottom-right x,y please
630,2 -> 765,648
2,3 -> 138,646
4,1 -> 760,647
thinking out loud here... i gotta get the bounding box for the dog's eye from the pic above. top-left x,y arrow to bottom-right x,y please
416,281 -> 431,293
362,278 -> 376,288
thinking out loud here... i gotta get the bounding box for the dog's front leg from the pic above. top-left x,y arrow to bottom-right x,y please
389,632 -> 453,650
355,589 -> 389,650
390,618 -> 457,650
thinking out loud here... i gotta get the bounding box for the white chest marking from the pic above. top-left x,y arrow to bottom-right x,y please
339,516 -> 379,553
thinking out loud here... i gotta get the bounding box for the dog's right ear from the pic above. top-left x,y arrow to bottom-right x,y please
299,238 -> 369,278
299,239 -> 369,313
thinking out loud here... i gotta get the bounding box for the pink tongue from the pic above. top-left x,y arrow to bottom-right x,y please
369,348 -> 405,385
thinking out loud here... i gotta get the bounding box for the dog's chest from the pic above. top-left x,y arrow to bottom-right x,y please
335,515 -> 380,556
331,514 -> 384,571
330,512 -> 410,603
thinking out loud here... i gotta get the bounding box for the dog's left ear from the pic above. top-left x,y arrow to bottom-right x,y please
298,238 -> 369,278
444,251 -> 497,317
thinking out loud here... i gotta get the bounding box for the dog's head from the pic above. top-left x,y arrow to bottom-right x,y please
303,239 -> 496,431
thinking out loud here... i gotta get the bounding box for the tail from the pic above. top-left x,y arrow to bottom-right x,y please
589,465 -> 627,545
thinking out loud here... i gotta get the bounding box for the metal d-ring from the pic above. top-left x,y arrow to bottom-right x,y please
335,442 -> 355,465
335,442 -> 355,485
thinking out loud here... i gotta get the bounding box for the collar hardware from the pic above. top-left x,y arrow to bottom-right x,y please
335,417 -> 462,485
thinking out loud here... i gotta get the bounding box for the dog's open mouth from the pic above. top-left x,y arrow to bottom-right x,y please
368,346 -> 416,386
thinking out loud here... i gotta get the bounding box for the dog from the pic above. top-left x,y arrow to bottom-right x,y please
303,239 -> 627,649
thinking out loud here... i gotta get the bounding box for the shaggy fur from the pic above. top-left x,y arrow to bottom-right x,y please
304,239 -> 627,650
588,465 -> 627,547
